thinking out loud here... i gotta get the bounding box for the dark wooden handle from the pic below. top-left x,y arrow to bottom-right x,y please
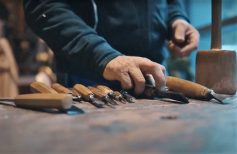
88,86 -> 106,98
96,85 -> 113,94
30,82 -> 58,94
73,84 -> 93,99
211,0 -> 222,49
14,93 -> 72,110
51,83 -> 71,94
166,76 -> 210,99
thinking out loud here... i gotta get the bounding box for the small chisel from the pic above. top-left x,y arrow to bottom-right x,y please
166,76 -> 224,104
120,90 -> 136,103
88,86 -> 117,106
0,93 -> 72,110
113,91 -> 127,103
73,84 -> 105,108
96,85 -> 126,103
51,83 -> 82,101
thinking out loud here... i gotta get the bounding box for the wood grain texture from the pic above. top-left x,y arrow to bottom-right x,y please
196,50 -> 237,94
166,76 -> 210,99
0,95 -> 237,153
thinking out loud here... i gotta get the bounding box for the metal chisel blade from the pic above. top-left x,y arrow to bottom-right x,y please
104,96 -> 118,105
90,96 -> 105,108
120,90 -> 136,103
154,89 -> 189,104
144,85 -> 189,104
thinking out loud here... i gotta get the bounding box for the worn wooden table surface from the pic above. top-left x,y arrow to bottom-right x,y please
0,95 -> 237,154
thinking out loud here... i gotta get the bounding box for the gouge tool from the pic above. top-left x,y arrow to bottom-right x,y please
143,75 -> 189,104
88,86 -> 117,107
73,84 -> 105,108
96,85 -> 126,103
113,91 -> 127,103
51,83 -> 82,101
120,90 -> 136,103
166,76 -> 224,104
144,85 -> 189,104
0,93 -> 72,110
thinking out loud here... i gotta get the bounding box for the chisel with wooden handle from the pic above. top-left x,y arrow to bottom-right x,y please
88,86 -> 117,106
96,85 -> 126,103
51,83 -> 82,101
166,76 -> 224,104
30,81 -> 58,94
73,84 -> 105,108
120,90 -> 136,103
0,93 -> 72,110
144,75 -> 189,104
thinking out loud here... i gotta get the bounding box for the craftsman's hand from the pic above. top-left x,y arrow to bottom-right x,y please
168,19 -> 200,57
103,56 -> 166,95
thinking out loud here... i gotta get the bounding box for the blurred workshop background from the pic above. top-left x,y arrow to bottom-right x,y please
0,0 -> 237,96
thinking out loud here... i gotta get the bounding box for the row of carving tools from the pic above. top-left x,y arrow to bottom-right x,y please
0,76 -> 224,112
30,82 -> 136,109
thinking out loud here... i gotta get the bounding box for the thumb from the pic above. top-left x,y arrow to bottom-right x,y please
173,24 -> 186,43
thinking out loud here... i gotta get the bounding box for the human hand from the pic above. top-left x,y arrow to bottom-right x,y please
103,56 -> 166,95
168,19 -> 200,57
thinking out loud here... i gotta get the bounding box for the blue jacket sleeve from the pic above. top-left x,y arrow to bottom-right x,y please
23,0 -> 122,75
167,0 -> 190,36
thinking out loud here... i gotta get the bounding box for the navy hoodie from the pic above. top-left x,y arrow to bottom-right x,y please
23,0 -> 189,87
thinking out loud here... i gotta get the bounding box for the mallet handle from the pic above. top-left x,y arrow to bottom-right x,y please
211,0 -> 222,49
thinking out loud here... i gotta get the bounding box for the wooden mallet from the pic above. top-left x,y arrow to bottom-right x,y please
196,0 -> 237,95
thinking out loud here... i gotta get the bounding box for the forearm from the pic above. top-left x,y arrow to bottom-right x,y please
167,0 -> 189,35
23,0 -> 122,74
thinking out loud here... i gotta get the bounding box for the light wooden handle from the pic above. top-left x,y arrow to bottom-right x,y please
73,84 -> 93,100
14,93 -> 72,110
166,76 -> 211,99
30,82 -> 58,94
96,85 -> 113,94
51,83 -> 71,94
88,86 -> 106,98
71,89 -> 82,97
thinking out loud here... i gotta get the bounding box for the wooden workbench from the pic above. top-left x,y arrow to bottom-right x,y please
0,95 -> 237,153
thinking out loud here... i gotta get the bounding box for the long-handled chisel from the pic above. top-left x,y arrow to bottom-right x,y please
166,76 -> 224,104
0,93 -> 72,110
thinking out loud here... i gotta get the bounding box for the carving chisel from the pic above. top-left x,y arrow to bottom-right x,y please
0,93 -> 72,110
144,85 -> 189,104
143,75 -> 189,104
113,91 -> 127,103
88,86 -> 117,106
73,84 -> 105,108
120,90 -> 136,103
96,85 -> 126,103
51,83 -> 82,101
30,81 -> 58,94
166,76 -> 224,104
